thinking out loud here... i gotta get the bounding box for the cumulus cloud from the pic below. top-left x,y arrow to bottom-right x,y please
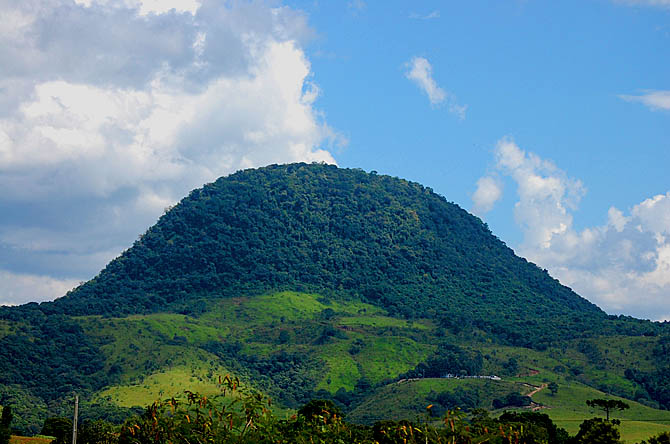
494,138 -> 585,248
404,57 -> 466,118
0,270 -> 80,307
535,193 -> 670,320
619,90 -> 670,111
0,0 -> 341,305
475,138 -> 670,320
472,176 -> 503,215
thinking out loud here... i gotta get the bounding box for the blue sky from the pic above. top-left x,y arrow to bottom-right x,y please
0,0 -> 668,320
297,0 -> 669,237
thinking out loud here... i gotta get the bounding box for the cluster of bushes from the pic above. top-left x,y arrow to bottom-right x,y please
624,336 -> 670,410
399,344 -> 483,379
625,367 -> 670,410
492,392 -> 533,409
201,341 -> 321,408
0,315 -> 109,403
427,387 -> 481,415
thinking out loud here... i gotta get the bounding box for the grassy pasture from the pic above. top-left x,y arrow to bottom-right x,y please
316,341 -> 361,392
71,291 -> 670,443
84,291 -> 433,407
93,363 -> 232,408
528,379 -> 670,441
10,436 -> 53,444
349,377 -> 517,424
354,336 -> 433,384
338,315 -> 427,330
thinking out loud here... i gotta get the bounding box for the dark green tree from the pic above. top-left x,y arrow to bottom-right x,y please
585,399 -> 630,421
0,406 -> 11,444
573,418 -> 621,444
41,417 -> 73,444
0,425 -> 8,444
642,431 -> 670,444
78,419 -> 118,444
504,357 -> 519,376
0,406 -> 11,428
548,381 -> 559,395
499,411 -> 569,444
278,330 -> 291,344
297,399 -> 342,423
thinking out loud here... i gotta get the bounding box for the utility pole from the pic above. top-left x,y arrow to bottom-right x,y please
72,394 -> 78,444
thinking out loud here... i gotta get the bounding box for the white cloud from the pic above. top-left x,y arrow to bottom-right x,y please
73,0 -> 201,15
405,57 -> 466,118
607,207 -> 628,232
0,0 -> 340,305
1,40 -> 334,198
619,91 -> 670,111
0,271 -> 79,307
409,10 -> 440,20
405,57 -> 445,106
494,138 -> 585,248
631,193 -> 670,234
476,138 -> 670,320
137,0 -> 201,15
472,176 -> 503,215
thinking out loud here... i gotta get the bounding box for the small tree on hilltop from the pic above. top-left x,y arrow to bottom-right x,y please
586,399 -> 630,421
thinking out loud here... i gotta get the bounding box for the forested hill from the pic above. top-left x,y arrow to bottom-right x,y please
22,162 -> 607,346
4,163 -> 670,435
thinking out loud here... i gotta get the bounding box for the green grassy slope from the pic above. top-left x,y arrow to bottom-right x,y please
76,291 -> 669,443
2,289 -> 670,442
93,365 -> 230,408
79,292 -> 434,407
529,380 -> 670,442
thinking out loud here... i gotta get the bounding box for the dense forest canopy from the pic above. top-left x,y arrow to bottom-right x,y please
21,163 -> 617,345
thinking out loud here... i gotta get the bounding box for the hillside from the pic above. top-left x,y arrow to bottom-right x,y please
44,163 -> 608,342
1,163 -> 669,438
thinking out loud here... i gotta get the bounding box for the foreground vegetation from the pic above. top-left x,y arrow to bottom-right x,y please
4,377 -> 670,444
